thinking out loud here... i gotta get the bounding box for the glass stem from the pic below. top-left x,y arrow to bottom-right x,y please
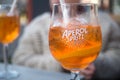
71,71 -> 81,80
3,44 -> 9,74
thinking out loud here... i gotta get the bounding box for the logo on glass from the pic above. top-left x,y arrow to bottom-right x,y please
62,28 -> 88,41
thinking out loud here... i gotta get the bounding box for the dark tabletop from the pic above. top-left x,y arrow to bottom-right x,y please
0,63 -> 71,80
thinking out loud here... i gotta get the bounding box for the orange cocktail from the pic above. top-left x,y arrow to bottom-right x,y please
0,15 -> 20,44
49,22 -> 102,70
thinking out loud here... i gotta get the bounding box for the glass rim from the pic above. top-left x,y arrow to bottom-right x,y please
0,4 -> 12,7
52,3 -> 98,6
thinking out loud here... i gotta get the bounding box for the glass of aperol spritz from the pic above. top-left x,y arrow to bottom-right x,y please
0,0 -> 20,79
49,2 -> 102,80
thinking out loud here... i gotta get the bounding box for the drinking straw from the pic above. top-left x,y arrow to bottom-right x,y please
59,0 -> 69,25
10,0 -> 17,13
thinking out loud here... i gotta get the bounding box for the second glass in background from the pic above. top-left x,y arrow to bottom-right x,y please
0,0 -> 20,79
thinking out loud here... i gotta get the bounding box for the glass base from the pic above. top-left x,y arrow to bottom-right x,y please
0,70 -> 19,79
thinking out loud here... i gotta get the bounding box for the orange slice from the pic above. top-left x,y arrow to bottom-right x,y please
58,44 -> 101,60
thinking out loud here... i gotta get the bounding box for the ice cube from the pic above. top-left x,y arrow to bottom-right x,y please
66,18 -> 88,28
52,19 -> 63,27
76,18 -> 88,25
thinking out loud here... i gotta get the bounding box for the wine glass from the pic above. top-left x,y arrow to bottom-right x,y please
49,2 -> 102,80
0,0 -> 20,79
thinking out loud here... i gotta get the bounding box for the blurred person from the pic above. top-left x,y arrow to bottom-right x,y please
12,0 -> 120,80
12,0 -> 62,72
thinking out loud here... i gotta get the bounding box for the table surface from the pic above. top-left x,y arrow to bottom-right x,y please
0,63 -> 71,80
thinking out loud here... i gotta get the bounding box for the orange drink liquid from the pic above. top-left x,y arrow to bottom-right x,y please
49,23 -> 102,70
0,15 -> 20,44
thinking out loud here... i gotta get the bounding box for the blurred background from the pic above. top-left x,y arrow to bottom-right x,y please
22,0 -> 120,25
0,0 -> 120,65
